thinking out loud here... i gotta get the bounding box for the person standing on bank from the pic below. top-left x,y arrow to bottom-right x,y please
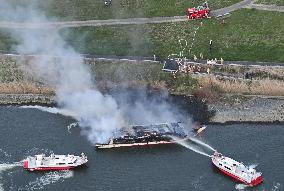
209,39 -> 213,53
209,39 -> 213,54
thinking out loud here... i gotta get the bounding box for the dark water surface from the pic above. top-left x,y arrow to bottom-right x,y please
0,106 -> 283,191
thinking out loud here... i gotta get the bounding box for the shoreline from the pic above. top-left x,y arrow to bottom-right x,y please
0,94 -> 54,106
209,95 -> 284,123
1,93 -> 283,124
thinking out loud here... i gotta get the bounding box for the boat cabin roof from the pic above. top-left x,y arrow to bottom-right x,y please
221,157 -> 246,169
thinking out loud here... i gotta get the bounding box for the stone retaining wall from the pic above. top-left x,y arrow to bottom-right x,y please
0,94 -> 54,105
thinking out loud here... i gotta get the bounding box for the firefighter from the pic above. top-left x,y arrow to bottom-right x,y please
203,1 -> 209,9
209,39 -> 213,53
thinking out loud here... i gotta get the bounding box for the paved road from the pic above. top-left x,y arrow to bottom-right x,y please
1,53 -> 283,66
0,0 -> 283,29
0,16 -> 187,29
210,0 -> 252,16
245,3 -> 284,12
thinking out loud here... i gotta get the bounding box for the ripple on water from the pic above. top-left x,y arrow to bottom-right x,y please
0,162 -> 22,191
19,170 -> 74,190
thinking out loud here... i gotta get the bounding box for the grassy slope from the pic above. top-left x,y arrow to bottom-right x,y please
256,0 -> 284,6
0,30 -> 18,53
6,0 -> 241,21
0,9 -> 283,62
90,60 -> 199,94
61,9 -> 284,62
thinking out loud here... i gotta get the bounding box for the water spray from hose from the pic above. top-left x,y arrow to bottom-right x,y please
171,136 -> 215,158
188,26 -> 200,53
189,137 -> 216,152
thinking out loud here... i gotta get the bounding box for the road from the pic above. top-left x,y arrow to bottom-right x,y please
0,0 -> 283,29
210,0 -> 252,16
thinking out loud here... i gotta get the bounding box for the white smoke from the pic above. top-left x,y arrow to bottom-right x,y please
0,1 -> 191,143
0,1 -> 125,143
112,89 -> 188,126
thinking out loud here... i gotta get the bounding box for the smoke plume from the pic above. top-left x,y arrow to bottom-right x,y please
0,1 -> 190,143
0,1 -> 126,143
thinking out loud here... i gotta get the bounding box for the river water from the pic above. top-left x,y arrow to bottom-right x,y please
0,106 -> 283,191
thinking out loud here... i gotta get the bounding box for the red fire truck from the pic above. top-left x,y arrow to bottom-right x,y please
186,3 -> 210,19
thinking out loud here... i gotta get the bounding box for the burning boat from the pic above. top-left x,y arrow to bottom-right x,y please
23,153 -> 88,171
212,151 -> 263,186
95,123 -> 187,149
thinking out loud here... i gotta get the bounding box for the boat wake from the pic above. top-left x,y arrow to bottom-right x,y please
0,162 -> 22,173
235,183 -> 249,190
272,182 -> 281,191
0,149 -> 11,160
20,170 -> 73,190
20,106 -> 77,118
248,163 -> 258,169
172,137 -> 215,158
67,122 -> 79,133
0,162 -> 22,191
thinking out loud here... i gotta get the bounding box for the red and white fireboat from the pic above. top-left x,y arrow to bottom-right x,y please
212,151 -> 263,186
23,153 -> 88,171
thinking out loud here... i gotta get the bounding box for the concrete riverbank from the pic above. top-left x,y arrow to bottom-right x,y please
209,95 -> 284,123
1,93 -> 283,123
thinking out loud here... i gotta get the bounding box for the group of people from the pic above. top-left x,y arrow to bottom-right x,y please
206,57 -> 224,65
171,63 -> 211,79
180,64 -> 203,74
168,57 -> 227,78
172,60 -> 211,76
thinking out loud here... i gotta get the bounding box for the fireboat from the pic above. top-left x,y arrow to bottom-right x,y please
212,151 -> 263,186
23,153 -> 88,171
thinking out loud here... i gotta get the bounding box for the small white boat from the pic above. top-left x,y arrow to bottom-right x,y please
23,153 -> 88,171
212,151 -> 263,186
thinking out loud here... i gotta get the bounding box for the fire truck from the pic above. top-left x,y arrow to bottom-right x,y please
186,2 -> 210,19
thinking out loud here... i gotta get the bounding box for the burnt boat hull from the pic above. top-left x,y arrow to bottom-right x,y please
96,122 -> 187,149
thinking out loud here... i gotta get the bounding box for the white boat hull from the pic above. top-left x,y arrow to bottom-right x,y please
212,153 -> 263,186
96,141 -> 173,149
23,154 -> 88,171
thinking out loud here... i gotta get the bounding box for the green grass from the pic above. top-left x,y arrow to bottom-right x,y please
90,60 -> 163,82
60,9 -> 284,62
90,60 -> 199,94
0,30 -> 18,53
0,55 -> 199,95
6,0 -> 241,21
0,9 -> 284,63
256,0 -> 284,6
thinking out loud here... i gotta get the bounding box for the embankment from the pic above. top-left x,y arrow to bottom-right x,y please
0,54 -> 283,123
209,95 -> 284,123
0,94 -> 54,105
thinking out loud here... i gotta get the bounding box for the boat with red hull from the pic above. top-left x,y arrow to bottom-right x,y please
212,151 -> 263,186
23,153 -> 88,171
